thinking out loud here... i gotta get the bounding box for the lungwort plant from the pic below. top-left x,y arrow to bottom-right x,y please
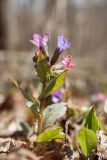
12,32 -> 75,142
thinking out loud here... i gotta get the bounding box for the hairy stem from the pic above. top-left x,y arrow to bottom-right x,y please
37,81 -> 46,134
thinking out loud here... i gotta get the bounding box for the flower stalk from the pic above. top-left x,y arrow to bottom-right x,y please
37,80 -> 46,134
30,32 -> 75,135
37,98 -> 45,134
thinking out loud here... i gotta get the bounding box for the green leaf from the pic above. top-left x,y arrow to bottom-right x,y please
36,53 -> 50,82
43,103 -> 67,130
20,88 -> 39,117
40,71 -> 67,98
21,88 -> 34,104
11,79 -> 39,116
84,107 -> 99,133
36,128 -> 65,142
77,128 -> 98,157
19,121 -> 31,136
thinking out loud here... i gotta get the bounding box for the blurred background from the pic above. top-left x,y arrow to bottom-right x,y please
0,0 -> 107,95
0,0 -> 107,76
0,0 -> 107,139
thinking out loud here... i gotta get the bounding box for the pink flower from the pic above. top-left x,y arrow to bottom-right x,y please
30,32 -> 50,48
43,32 -> 50,46
62,55 -> 75,69
96,93 -> 106,103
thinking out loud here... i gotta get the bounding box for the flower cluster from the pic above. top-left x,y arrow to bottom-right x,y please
62,55 -> 75,69
12,32 -> 75,138
30,32 -> 75,71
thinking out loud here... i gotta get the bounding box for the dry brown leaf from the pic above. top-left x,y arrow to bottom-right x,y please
0,138 -> 16,153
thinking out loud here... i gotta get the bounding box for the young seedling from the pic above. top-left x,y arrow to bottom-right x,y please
77,107 -> 100,159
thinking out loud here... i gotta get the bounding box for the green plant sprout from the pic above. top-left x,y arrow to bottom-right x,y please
77,106 -> 100,159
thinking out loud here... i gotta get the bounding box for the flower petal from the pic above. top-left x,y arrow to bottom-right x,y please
30,32 -> 50,48
62,55 -> 75,69
58,34 -> 71,52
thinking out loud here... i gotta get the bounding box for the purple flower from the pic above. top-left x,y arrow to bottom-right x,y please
57,34 -> 71,52
30,32 -> 50,48
52,90 -> 63,103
